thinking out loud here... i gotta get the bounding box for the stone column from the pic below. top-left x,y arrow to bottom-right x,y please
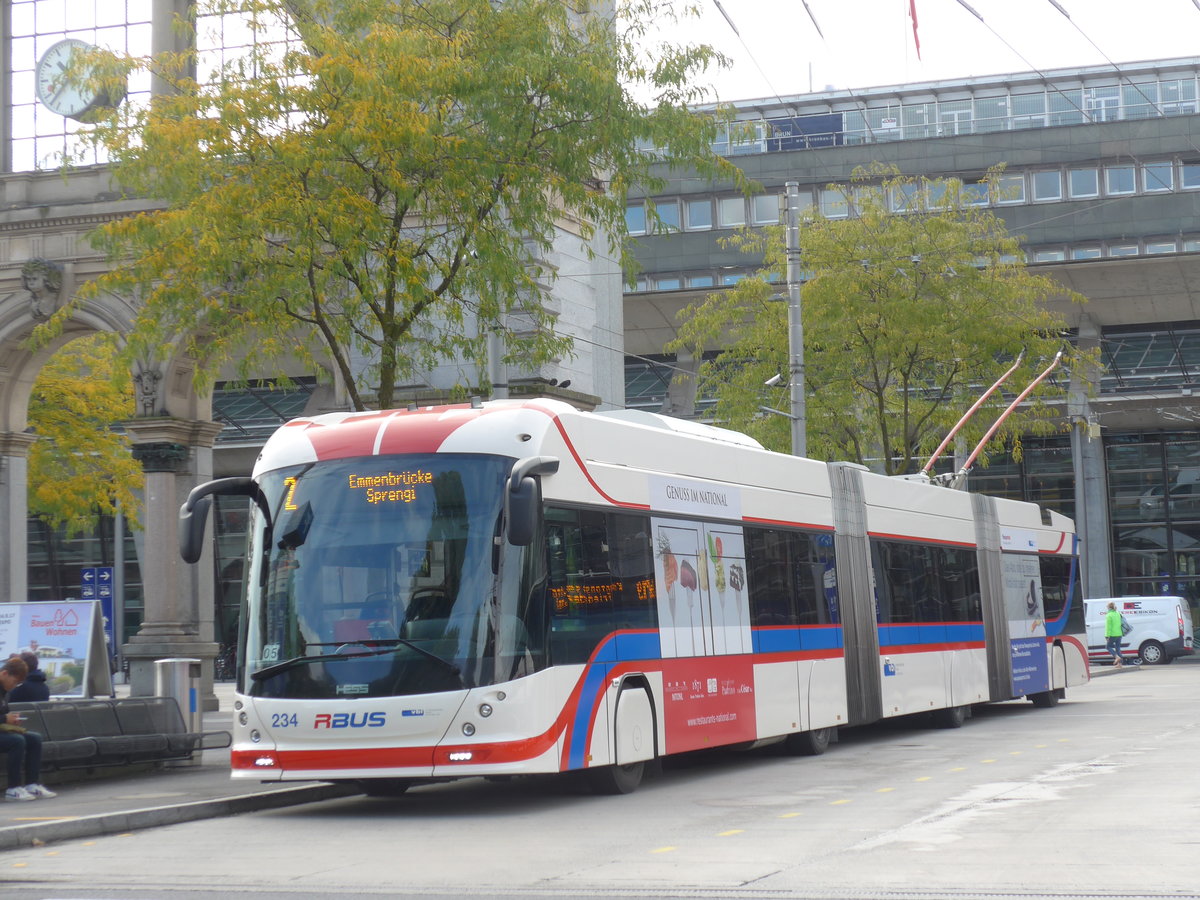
122,418 -> 224,709
1069,314 -> 1112,597
0,432 -> 36,605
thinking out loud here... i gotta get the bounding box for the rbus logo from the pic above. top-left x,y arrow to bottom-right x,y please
313,712 -> 387,729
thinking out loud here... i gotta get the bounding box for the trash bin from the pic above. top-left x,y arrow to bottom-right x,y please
155,657 -> 202,734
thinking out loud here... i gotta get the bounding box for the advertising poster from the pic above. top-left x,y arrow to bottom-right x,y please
661,656 -> 757,754
1001,555 -> 1050,696
653,519 -> 707,658
702,524 -> 751,655
0,601 -> 112,698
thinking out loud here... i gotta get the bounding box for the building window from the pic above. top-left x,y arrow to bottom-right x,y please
752,194 -> 780,225
1108,244 -> 1138,257
890,182 -> 921,213
1182,162 -> 1200,190
992,173 -> 1025,205
1034,249 -> 1066,262
1184,239 -> 1200,253
653,200 -> 680,233
961,181 -> 989,206
1105,165 -> 1136,195
625,203 -> 646,234
652,276 -> 681,290
686,198 -> 712,230
717,197 -> 746,228
1031,170 -> 1062,202
820,187 -> 849,218
1071,247 -> 1102,260
720,273 -> 745,286
1143,161 -> 1174,192
1145,241 -> 1177,255
1068,168 -> 1099,199
687,274 -> 714,288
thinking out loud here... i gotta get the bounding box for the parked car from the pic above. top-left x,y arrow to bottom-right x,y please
1084,596 -> 1195,665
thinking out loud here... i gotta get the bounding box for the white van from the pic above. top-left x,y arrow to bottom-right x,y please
1084,596 -> 1195,665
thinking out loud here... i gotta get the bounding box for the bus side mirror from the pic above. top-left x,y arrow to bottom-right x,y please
506,456 -> 559,547
179,496 -> 213,564
178,476 -> 264,564
508,477 -> 540,546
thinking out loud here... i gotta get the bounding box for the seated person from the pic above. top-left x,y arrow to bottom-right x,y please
8,652 -> 49,702
0,657 -> 56,802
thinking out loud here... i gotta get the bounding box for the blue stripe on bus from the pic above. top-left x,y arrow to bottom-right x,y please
877,622 -> 985,646
752,625 -> 843,654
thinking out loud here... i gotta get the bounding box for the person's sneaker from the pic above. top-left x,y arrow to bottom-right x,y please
5,786 -> 35,802
24,784 -> 56,799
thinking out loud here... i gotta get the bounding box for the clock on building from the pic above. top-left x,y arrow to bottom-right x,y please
35,38 -> 126,121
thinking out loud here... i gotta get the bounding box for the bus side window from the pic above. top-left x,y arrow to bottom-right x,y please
606,512 -> 656,633
746,528 -> 798,626
546,508 -> 616,664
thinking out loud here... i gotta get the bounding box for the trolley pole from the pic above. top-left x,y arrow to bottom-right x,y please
784,182 -> 806,457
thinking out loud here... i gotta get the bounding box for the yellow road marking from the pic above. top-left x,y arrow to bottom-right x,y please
1009,751 -> 1023,756
778,812 -> 802,818
719,829 -> 744,836
915,776 -> 932,782
876,787 -> 894,793
949,766 -> 967,772
651,846 -> 676,854
11,863 -> 27,868
830,798 -> 852,805
981,759 -> 996,763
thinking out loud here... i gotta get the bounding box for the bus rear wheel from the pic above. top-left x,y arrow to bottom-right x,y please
587,761 -> 645,795
931,705 -> 967,728
784,727 -> 832,756
1030,689 -> 1061,708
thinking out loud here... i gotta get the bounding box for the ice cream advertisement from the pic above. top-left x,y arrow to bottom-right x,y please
652,516 -> 751,658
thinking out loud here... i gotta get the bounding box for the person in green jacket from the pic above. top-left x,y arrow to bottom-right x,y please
1104,601 -> 1125,668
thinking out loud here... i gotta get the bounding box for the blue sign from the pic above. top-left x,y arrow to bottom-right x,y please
82,567 -> 116,661
80,567 -> 96,600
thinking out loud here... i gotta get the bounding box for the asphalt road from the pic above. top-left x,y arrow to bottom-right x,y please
4,661 -> 1199,900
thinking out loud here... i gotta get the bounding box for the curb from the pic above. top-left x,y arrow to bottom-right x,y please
0,782 -> 362,851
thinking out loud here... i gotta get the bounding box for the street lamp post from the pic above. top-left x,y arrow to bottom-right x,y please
784,182 -> 806,457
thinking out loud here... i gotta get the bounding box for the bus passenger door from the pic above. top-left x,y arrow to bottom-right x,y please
702,523 -> 751,655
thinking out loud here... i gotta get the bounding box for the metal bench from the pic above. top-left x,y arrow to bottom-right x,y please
9,697 -> 230,770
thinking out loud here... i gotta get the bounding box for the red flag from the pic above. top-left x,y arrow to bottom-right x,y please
910,0 -> 921,59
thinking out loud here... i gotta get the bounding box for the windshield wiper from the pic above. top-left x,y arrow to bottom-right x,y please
249,639 -> 463,685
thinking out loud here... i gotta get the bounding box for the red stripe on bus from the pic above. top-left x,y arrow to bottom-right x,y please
868,531 -> 976,548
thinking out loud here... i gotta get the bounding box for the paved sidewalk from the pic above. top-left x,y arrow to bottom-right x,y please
0,682 -> 360,851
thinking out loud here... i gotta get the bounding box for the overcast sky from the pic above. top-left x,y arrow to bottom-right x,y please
664,0 -> 1200,102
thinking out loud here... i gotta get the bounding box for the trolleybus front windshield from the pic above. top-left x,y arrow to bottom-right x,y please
243,454 -> 541,699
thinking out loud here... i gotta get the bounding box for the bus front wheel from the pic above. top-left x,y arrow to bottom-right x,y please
587,761 -> 645,795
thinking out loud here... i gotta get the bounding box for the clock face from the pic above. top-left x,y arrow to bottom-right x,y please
35,38 -> 104,120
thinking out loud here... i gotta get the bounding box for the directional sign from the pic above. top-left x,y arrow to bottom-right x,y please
96,567 -> 113,600
80,566 -> 96,600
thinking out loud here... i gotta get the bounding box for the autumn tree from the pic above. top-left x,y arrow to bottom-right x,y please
27,334 -> 142,535
50,0 -> 739,410
671,165 -> 1094,476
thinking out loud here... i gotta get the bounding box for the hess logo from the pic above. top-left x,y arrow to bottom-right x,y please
313,712 -> 387,729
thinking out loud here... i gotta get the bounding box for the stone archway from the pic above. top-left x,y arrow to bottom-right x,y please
0,168 -> 226,706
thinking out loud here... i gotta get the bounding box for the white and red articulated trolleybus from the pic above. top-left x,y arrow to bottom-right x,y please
180,398 -> 1087,794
